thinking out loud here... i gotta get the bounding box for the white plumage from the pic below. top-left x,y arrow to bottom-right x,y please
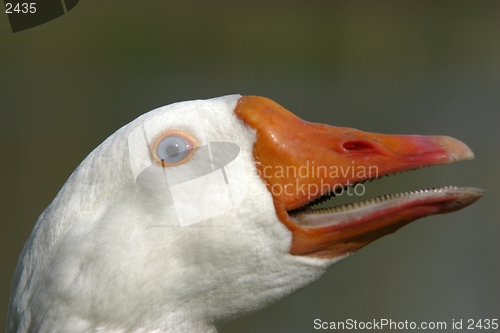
7,95 -> 338,333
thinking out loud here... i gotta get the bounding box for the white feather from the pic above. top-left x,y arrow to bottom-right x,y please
7,95 -> 342,333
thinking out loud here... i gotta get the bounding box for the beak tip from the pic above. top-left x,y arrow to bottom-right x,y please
432,135 -> 475,162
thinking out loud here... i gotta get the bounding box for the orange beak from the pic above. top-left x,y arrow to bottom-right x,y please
234,96 -> 483,258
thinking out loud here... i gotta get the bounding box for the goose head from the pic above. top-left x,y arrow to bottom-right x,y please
7,95 -> 482,333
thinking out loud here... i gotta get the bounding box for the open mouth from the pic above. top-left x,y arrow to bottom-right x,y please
288,176 -> 483,230
282,169 -> 483,258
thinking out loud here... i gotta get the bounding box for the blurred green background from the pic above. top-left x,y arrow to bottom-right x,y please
1,1 -> 499,332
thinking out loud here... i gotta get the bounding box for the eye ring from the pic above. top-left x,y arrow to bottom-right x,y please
152,130 -> 199,167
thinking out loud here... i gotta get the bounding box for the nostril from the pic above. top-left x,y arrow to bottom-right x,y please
342,141 -> 374,151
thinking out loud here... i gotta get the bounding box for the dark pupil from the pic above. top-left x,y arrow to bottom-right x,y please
166,144 -> 180,157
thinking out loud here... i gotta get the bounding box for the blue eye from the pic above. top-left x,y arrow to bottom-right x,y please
155,134 -> 194,165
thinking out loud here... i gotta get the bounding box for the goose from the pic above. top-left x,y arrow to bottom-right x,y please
7,95 -> 483,333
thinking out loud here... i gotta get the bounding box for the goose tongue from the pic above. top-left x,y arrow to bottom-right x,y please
235,96 -> 482,258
